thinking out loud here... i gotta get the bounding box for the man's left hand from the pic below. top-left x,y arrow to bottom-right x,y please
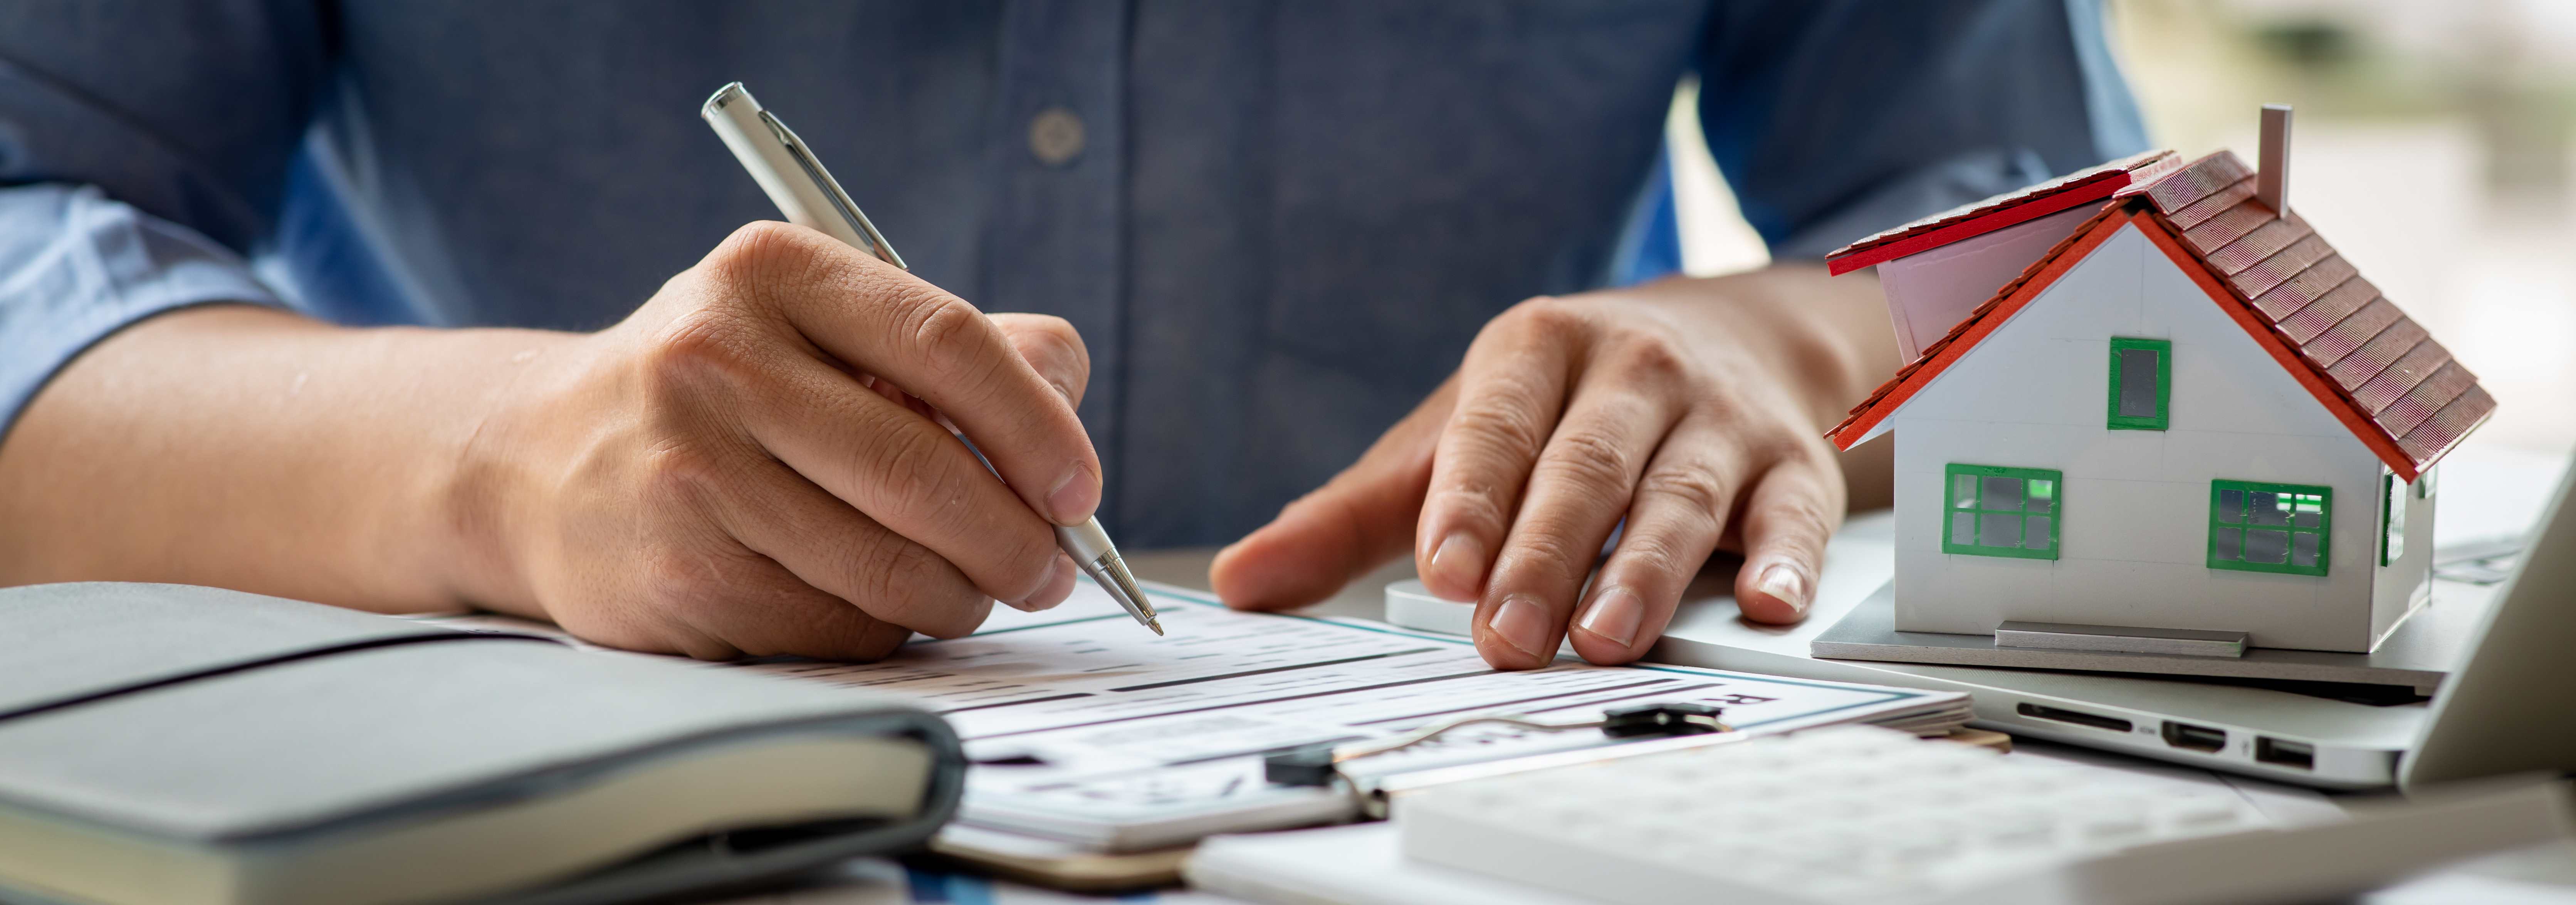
1210,265 -> 1893,668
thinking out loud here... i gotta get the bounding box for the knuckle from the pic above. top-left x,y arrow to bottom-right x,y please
997,528 -> 1060,599
639,545 -> 744,622
1447,395 -> 1552,460
642,308 -> 766,394
640,441 -> 734,511
1748,431 -> 1815,466
1014,318 -> 1090,383
1613,531 -> 1691,580
1690,390 -> 1747,428
1639,466 -> 1731,518
1535,427 -> 1636,491
856,435 -> 1050,600
1783,437 -> 1842,472
1613,335 -> 1688,383
856,418 -> 972,520
903,294 -> 1003,387
1763,489 -> 1838,538
847,534 -> 983,639
1014,313 -> 1084,350
1503,527 -> 1592,576
1427,484 -> 1510,535
1498,295 -> 1585,335
852,531 -> 942,613
708,220 -> 821,283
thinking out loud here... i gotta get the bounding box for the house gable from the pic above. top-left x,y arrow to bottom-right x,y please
1885,221 -> 2389,650
1895,223 -> 2371,460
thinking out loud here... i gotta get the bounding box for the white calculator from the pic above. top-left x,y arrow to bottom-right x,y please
1398,725 -> 2568,905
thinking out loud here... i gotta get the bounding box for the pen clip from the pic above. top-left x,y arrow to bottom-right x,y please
756,109 -> 907,271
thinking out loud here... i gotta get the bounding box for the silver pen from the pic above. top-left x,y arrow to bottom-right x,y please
701,82 -> 1161,635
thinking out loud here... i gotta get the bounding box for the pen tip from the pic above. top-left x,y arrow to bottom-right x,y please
1149,618 -> 1165,636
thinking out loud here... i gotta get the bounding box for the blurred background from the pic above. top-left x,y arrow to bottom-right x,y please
1668,0 -> 2576,460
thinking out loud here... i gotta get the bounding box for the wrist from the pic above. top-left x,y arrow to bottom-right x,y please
1661,263 -> 1898,431
429,328 -> 586,618
1768,265 -> 1893,430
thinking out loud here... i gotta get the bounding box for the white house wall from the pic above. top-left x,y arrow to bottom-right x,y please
1889,222 -> 2389,652
2372,469 -> 2437,642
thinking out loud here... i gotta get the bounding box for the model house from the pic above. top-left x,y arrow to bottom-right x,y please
1822,108 -> 2492,655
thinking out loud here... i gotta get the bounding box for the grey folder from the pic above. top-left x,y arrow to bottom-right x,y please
0,583 -> 965,905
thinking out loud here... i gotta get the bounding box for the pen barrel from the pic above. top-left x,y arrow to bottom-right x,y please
700,83 -> 903,268
702,81 -> 1147,625
1053,520 -> 1118,564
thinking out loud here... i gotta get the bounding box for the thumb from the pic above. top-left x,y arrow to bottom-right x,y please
1211,379 -> 1455,611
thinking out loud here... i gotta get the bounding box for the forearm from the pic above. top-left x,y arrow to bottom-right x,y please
0,305 -> 569,612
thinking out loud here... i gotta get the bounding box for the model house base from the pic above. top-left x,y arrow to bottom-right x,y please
1810,582 -> 2460,696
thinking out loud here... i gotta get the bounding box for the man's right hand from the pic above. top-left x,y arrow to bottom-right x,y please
449,221 -> 1101,660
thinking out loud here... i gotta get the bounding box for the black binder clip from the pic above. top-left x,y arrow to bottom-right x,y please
1264,702 -> 1728,788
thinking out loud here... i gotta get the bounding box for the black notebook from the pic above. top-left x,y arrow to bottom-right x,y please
0,582 -> 964,905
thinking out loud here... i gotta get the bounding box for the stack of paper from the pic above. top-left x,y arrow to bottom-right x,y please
425,583 -> 1968,853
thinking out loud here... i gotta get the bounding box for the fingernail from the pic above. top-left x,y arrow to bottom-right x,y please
1428,531 -> 1486,592
1025,555 -> 1078,611
1046,464 -> 1099,524
1577,587 -> 1646,647
1757,563 -> 1811,615
1491,595 -> 1552,660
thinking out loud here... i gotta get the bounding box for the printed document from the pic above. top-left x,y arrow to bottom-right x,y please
425,582 -> 1965,850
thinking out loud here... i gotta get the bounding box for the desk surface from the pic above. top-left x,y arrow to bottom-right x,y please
1122,548 -> 1404,622
1007,453 -> 2576,901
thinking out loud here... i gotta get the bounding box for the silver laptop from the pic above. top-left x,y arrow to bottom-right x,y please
1652,457 -> 2576,791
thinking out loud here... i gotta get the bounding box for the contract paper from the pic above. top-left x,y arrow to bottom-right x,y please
421,583 -> 1964,851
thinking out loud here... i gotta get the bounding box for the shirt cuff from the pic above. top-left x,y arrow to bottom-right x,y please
0,183 -> 287,441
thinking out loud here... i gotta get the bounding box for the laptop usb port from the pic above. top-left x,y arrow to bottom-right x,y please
2016,702 -> 2133,733
2161,721 -> 2226,752
2255,737 -> 2315,770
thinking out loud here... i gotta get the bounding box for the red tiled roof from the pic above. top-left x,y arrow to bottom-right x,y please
1827,151 -> 2490,482
1823,149 -> 2181,275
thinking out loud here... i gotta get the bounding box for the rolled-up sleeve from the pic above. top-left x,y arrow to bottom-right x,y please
1698,0 -> 2149,260
0,1 -> 325,438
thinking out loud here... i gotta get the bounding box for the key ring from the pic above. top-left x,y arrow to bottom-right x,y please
1264,702 -> 1730,787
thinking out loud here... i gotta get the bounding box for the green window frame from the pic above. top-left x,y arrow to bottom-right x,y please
2381,473 -> 2407,566
2107,337 -> 2171,431
1942,464 -> 2062,560
2208,480 -> 2330,577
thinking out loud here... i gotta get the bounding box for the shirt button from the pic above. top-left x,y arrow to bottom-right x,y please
1028,107 -> 1085,167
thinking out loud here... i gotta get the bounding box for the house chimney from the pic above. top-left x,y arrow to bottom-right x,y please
2257,104 -> 2292,213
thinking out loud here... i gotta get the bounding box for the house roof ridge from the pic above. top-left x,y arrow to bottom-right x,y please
1826,148 -> 2492,481
1823,149 -> 2177,275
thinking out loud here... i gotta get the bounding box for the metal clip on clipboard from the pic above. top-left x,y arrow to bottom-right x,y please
1262,703 -> 1731,814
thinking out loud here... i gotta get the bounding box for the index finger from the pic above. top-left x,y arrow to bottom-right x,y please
1415,300 -> 1586,602
723,222 -> 1103,525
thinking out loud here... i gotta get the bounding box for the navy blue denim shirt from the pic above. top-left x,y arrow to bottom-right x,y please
0,1 -> 2144,546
